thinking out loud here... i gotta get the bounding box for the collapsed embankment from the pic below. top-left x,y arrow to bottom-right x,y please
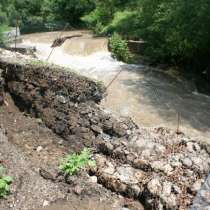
0,51 -> 210,210
0,56 -> 136,149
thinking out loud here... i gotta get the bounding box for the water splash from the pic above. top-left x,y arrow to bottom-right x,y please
24,41 -> 126,80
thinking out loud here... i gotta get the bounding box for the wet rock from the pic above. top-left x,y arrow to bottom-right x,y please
65,175 -> 77,184
161,194 -> 177,208
187,142 -> 196,153
36,146 -> 43,152
91,125 -> 102,134
184,169 -> 194,177
193,143 -> 201,152
114,147 -> 126,159
73,185 -> 83,195
191,156 -> 209,172
39,168 -> 56,181
113,122 -> 127,137
133,159 -> 149,170
172,185 -> 182,194
103,120 -> 113,133
126,153 -> 136,163
147,178 -> 162,195
162,181 -> 172,196
89,176 -> 98,183
127,184 -> 141,197
191,179 -> 204,193
114,166 -> 138,184
154,144 -> 166,154
103,162 -> 115,175
43,200 -> 50,207
163,164 -> 173,175
98,133 -> 111,141
151,161 -> 173,175
0,94 -> 4,106
182,157 -> 193,168
170,156 -> 182,168
97,141 -> 114,155
56,95 -> 68,104
181,137 -> 190,144
141,149 -> 151,158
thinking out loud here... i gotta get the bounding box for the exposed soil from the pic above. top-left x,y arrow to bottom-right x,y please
0,93 -> 142,210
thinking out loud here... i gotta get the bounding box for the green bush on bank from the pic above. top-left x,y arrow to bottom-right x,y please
0,25 -> 10,46
109,33 -> 133,63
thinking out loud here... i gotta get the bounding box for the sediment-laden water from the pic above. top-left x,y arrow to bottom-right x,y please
21,31 -> 210,141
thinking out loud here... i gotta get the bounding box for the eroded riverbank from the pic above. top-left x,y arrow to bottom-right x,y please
1,49 -> 210,209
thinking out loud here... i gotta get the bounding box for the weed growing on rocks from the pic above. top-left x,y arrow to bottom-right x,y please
59,148 -> 95,176
29,59 -> 49,66
0,165 -> 13,198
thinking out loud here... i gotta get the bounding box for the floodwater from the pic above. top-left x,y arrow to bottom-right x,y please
21,30 -> 210,142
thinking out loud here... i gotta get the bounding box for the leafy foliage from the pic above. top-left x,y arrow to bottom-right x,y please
83,0 -> 210,80
0,0 -> 210,80
109,33 -> 133,63
0,165 -> 13,198
59,148 -> 95,176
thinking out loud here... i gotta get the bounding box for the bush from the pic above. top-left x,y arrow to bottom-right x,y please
0,165 -> 13,198
59,148 -> 95,176
0,25 -> 10,46
109,33 -> 133,63
104,11 -> 139,38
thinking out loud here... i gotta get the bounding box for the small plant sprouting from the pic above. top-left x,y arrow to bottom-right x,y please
0,165 -> 13,198
59,148 -> 95,176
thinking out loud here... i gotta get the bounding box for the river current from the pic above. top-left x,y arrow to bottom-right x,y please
21,30 -> 210,142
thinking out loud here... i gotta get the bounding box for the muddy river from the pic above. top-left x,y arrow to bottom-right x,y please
21,30 -> 210,142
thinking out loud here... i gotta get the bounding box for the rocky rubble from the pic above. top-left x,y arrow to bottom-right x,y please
0,50 -> 210,209
0,55 -> 137,150
93,127 -> 210,209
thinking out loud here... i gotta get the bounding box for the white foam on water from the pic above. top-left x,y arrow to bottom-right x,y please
23,41 -> 126,80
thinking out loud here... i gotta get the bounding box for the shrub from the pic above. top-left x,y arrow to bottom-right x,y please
0,25 -> 10,46
0,165 -> 13,198
104,11 -> 139,38
109,33 -> 133,63
59,148 -> 95,176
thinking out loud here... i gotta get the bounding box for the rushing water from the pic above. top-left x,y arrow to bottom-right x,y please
21,31 -> 210,141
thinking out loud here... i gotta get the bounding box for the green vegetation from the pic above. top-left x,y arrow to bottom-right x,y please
0,165 -> 13,198
59,148 -> 95,176
29,59 -> 49,66
109,33 -> 133,63
0,0 -> 210,82
0,25 -> 11,45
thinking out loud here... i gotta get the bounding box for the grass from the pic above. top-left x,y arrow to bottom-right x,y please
0,165 -> 13,198
59,148 -> 95,176
29,59 -> 49,66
